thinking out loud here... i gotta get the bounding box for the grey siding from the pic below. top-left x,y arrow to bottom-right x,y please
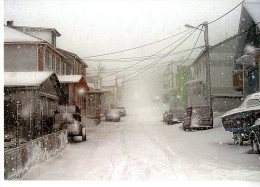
4,44 -> 38,72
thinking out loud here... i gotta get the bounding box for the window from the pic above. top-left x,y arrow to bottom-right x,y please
66,64 -> 72,75
52,55 -> 55,70
45,50 -> 49,67
48,53 -> 52,68
246,99 -> 260,108
60,62 -> 64,75
56,59 -> 61,74
63,63 -> 66,75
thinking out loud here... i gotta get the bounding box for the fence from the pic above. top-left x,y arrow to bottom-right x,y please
4,129 -> 68,180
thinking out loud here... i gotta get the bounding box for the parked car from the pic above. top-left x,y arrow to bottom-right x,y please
182,105 -> 213,131
105,109 -> 121,122
55,105 -> 87,142
115,106 -> 126,117
221,92 -> 260,145
249,118 -> 260,154
162,111 -> 168,122
164,108 -> 186,125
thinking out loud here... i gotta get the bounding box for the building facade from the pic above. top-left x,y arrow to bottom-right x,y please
233,2 -> 260,97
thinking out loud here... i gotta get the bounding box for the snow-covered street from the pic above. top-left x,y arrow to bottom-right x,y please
21,104 -> 260,180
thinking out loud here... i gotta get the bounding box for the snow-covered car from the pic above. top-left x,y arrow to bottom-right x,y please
249,118 -> 260,154
221,92 -> 260,145
115,106 -> 126,117
105,109 -> 121,122
55,112 -> 87,142
162,111 -> 168,122
182,105 -> 213,131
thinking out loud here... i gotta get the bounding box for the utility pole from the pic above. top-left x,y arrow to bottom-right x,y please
202,21 -> 211,106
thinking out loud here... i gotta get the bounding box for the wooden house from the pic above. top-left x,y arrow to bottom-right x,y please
4,72 -> 64,147
57,75 -> 89,115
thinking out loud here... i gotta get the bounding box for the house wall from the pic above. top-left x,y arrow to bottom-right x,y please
212,97 -> 242,112
24,30 -> 53,46
43,45 -> 64,74
187,37 -> 242,111
4,89 -> 37,141
4,44 -> 38,72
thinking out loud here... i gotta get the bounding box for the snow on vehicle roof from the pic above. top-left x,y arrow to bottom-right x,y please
4,25 -> 44,43
243,2 -> 260,30
57,75 -> 83,83
221,92 -> 260,118
4,71 -> 54,87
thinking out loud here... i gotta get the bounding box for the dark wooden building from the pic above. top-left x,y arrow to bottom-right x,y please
4,72 -> 64,148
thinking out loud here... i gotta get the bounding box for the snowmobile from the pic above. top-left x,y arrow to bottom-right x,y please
221,92 -> 260,145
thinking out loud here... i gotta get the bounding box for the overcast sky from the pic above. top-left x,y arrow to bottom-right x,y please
4,0 -> 256,95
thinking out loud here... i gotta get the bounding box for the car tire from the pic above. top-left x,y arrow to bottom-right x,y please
233,133 -> 243,145
252,137 -> 260,154
82,128 -> 87,141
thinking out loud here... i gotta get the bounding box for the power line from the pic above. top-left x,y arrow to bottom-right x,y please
118,22 -> 260,87
208,0 -> 245,25
119,29 -> 198,84
100,29 -> 196,81
82,28 -> 191,58
175,25 -> 204,66
85,46 -> 204,62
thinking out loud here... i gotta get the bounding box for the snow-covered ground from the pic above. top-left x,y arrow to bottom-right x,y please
21,103 -> 260,180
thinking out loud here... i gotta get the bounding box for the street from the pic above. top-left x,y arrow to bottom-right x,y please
21,103 -> 260,180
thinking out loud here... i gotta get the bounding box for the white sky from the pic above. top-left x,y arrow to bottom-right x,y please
3,0 -> 257,95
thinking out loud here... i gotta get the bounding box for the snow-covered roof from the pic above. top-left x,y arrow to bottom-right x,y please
87,83 -> 95,89
4,71 -> 54,87
57,75 -> 83,83
13,26 -> 61,37
4,25 -> 44,43
244,2 -> 260,30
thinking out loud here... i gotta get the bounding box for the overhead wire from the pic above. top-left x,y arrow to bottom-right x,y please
117,22 -> 260,87
208,0 -> 245,25
118,28 -> 199,84
81,28 -> 191,58
100,29 -> 196,82
85,46 -> 204,62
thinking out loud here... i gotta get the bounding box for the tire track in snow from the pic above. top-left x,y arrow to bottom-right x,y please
143,129 -> 191,180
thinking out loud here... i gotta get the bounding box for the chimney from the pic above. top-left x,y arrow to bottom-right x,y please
6,20 -> 14,27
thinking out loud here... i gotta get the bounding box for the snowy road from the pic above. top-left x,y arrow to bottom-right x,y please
21,104 -> 260,180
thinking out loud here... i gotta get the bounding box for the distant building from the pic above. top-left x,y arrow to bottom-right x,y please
162,62 -> 178,108
175,65 -> 190,108
85,83 -> 103,120
233,2 -> 260,96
